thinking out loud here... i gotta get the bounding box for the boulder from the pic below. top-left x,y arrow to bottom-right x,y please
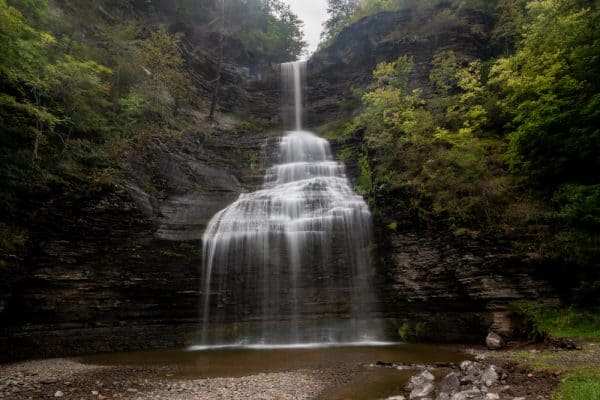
460,361 -> 483,375
481,366 -> 499,387
407,370 -> 435,390
486,332 -> 505,350
438,372 -> 460,394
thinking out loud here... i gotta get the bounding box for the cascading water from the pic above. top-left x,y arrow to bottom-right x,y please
196,60 -> 383,348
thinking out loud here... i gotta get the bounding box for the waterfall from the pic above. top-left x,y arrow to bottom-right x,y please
197,60 -> 382,348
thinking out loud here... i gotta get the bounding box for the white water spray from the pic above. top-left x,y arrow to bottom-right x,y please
198,60 -> 381,347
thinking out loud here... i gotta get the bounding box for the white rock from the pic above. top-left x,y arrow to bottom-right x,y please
450,388 -> 482,400
460,361 -> 473,372
486,394 -> 500,400
386,396 -> 406,400
54,391 -> 64,398
410,383 -> 435,399
422,371 -> 435,382
481,365 -> 499,388
486,332 -> 504,350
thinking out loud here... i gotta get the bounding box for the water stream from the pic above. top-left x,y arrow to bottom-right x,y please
197,60 -> 382,347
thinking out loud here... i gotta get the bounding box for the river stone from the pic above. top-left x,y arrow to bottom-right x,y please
409,369 -> 436,389
486,332 -> 504,350
481,366 -> 499,387
485,394 -> 500,400
450,388 -> 482,400
386,397 -> 406,400
438,372 -> 460,394
460,361 -> 483,375
410,383 -> 435,399
437,394 -> 450,400
421,370 -> 435,382
39,377 -> 58,384
460,375 -> 477,385
54,391 -> 64,397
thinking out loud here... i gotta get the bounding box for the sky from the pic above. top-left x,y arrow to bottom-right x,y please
284,0 -> 329,56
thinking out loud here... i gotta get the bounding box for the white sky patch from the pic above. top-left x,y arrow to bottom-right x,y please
284,0 -> 329,56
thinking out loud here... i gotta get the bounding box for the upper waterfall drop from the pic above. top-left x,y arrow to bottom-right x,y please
281,60 -> 306,131
197,60 -> 383,348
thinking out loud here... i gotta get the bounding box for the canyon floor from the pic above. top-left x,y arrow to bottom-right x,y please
1,343 -> 598,400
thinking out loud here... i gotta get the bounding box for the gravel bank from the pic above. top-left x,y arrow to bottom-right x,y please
0,358 -> 330,399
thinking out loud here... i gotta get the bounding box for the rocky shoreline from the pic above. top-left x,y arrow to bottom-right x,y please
0,343 -> 578,400
379,358 -> 559,400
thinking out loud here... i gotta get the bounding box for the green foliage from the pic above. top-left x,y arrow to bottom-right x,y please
551,184 -> 600,266
490,0 -> 600,189
320,0 -> 503,46
511,301 -> 600,341
232,0 -> 306,61
321,0 -> 360,44
429,50 -> 459,95
356,152 -> 373,197
331,0 -> 598,275
373,55 -> 414,88
489,0 -> 600,265
553,371 -> 600,400
396,321 -> 426,340
346,53 -> 509,232
398,322 -> 410,340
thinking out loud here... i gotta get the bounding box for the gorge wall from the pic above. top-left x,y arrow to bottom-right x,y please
1,124 -> 282,360
1,4 -> 560,360
308,6 -> 559,341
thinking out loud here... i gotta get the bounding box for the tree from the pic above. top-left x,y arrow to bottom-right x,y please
490,0 -> 600,189
321,0 -> 360,42
490,0 -> 600,264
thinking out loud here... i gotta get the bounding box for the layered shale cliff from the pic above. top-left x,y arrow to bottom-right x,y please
1,123 -> 282,360
1,4 -> 562,360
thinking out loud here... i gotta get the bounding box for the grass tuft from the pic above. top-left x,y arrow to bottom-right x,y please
553,371 -> 600,400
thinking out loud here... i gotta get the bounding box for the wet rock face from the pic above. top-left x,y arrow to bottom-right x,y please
374,233 -> 557,341
0,128 -> 280,360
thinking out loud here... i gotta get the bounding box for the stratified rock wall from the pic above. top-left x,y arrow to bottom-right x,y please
1,127 -> 280,360
307,6 -> 558,341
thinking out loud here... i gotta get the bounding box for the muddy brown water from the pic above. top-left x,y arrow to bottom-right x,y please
81,344 -> 467,400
